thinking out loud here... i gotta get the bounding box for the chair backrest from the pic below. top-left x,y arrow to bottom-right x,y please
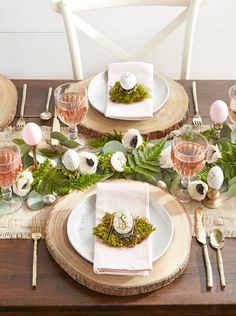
52,0 -> 207,80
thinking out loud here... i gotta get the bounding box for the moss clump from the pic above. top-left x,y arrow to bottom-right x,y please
93,212 -> 155,248
109,81 -> 150,104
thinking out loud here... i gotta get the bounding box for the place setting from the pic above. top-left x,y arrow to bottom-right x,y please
0,61 -> 236,297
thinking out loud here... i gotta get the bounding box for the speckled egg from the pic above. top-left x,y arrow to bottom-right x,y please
62,149 -> 80,172
207,166 -> 224,190
113,211 -> 134,235
120,72 -> 136,90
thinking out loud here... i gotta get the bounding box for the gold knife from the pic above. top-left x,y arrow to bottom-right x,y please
51,107 -> 60,145
195,207 -> 213,289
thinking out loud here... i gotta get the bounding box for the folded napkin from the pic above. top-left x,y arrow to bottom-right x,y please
93,182 -> 152,276
106,62 -> 154,119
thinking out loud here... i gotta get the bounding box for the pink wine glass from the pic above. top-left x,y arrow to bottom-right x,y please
171,131 -> 208,203
0,142 -> 22,214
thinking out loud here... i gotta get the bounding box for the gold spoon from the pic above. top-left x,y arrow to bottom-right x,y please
210,229 -> 226,288
40,87 -> 52,120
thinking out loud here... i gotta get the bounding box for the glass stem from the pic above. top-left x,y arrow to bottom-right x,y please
69,125 -> 78,140
180,176 -> 190,190
1,187 -> 12,201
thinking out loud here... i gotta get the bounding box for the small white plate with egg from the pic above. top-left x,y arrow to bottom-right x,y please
67,192 -> 174,263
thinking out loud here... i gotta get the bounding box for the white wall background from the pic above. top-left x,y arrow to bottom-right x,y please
0,0 -> 235,80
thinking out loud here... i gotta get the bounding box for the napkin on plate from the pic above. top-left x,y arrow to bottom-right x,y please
105,62 -> 154,120
93,182 -> 152,276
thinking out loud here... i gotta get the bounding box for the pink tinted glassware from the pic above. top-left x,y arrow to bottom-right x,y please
0,142 -> 22,214
228,85 -> 236,125
171,131 -> 208,203
54,83 -> 89,145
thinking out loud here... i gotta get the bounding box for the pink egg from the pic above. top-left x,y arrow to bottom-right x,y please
22,123 -> 42,146
210,100 -> 228,124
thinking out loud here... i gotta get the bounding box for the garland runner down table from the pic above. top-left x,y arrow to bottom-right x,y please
79,77 -> 189,139
45,181 -> 192,296
0,125 -> 236,239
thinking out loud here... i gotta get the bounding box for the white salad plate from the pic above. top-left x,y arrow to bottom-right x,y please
87,70 -> 169,120
67,192 -> 174,263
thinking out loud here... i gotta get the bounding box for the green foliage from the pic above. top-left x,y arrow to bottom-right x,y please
217,138 -> 236,182
93,212 -> 155,248
51,132 -> 79,148
200,128 -> 217,141
98,152 -> 114,174
109,81 -> 150,104
88,130 -> 122,148
39,148 -> 63,158
32,160 -> 105,196
124,140 -> 165,184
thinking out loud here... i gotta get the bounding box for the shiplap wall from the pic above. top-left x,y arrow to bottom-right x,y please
0,0 -> 235,79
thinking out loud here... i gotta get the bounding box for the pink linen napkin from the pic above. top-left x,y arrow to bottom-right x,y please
106,62 -> 154,119
93,182 -> 152,276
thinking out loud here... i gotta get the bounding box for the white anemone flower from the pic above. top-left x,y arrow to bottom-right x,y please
206,144 -> 221,164
159,146 -> 173,169
13,170 -> 34,197
122,129 -> 142,150
78,152 -> 98,174
111,151 -> 127,172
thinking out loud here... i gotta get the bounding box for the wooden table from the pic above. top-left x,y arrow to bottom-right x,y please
1,80 -> 236,316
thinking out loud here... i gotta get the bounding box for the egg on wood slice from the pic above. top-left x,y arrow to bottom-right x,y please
120,72 -> 136,90
113,211 -> 134,235
207,166 -> 224,190
62,149 -> 80,172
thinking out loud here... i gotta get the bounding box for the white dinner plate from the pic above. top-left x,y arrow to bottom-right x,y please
87,70 -> 169,120
67,192 -> 174,263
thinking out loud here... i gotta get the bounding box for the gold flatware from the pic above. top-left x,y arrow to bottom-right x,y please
210,229 -> 226,288
195,207 -> 213,289
32,217 -> 42,287
191,81 -> 202,127
16,83 -> 27,128
40,87 -> 53,120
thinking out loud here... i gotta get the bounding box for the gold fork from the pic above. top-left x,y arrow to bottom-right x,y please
16,83 -> 27,128
32,216 -> 42,287
191,81 -> 202,128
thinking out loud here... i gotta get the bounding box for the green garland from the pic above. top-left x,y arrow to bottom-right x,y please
11,123 -> 236,201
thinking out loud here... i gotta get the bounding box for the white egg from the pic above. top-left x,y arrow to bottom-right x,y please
62,149 -> 80,172
113,211 -> 134,235
42,194 -> 56,205
207,166 -> 224,190
120,72 -> 136,90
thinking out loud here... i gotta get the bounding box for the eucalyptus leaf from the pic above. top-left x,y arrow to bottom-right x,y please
51,131 -> 68,143
169,175 -> 181,193
217,137 -> 232,152
228,176 -> 236,187
220,123 -> 232,139
225,183 -> 236,196
19,143 -> 31,157
61,139 -> 80,149
22,154 -> 34,168
13,138 -> 26,146
27,190 -> 45,211
0,201 -> 11,218
103,140 -> 127,154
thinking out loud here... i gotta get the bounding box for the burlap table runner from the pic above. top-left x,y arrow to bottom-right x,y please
0,126 -> 235,239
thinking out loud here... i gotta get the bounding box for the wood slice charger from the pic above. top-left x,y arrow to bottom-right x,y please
79,77 -> 189,139
46,180 -> 192,296
0,74 -> 18,128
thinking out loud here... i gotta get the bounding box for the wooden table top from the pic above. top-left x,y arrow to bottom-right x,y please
1,79 -> 236,316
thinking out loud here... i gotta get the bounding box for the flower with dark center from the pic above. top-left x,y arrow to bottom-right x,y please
196,183 -> 204,195
130,135 -> 138,148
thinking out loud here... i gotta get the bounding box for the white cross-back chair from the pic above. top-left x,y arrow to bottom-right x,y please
52,0 -> 207,80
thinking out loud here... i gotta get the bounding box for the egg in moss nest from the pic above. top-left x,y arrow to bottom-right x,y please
78,152 -> 98,174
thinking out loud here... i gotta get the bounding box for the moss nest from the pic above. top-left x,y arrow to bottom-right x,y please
109,81 -> 151,104
93,212 -> 155,248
